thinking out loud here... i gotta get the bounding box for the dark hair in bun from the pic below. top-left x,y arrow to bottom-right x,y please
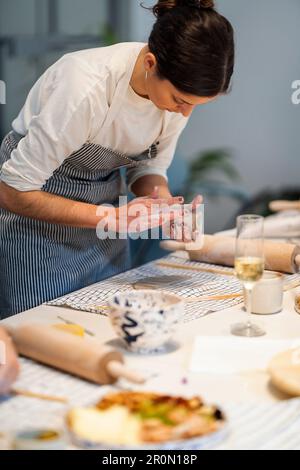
153,0 -> 215,17
147,0 -> 234,97
200,0 -> 215,9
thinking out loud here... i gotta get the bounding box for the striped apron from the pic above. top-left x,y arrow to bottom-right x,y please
0,131 -> 158,318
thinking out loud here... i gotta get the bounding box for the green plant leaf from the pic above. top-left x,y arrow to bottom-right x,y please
187,150 -> 240,182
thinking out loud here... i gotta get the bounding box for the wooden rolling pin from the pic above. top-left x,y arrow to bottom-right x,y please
160,235 -> 300,274
8,324 -> 144,385
269,200 -> 300,212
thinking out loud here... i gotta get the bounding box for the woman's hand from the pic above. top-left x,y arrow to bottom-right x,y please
0,328 -> 19,395
168,194 -> 203,242
96,186 -> 184,236
117,192 -> 184,234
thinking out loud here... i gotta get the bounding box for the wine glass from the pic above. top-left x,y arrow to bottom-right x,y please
230,214 -> 266,337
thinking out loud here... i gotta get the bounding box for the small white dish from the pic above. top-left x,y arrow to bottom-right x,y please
13,429 -> 65,450
107,290 -> 183,354
244,271 -> 283,315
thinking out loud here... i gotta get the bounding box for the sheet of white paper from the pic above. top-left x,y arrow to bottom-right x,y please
189,336 -> 300,374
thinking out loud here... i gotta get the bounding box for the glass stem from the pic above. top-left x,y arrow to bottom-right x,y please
245,286 -> 253,328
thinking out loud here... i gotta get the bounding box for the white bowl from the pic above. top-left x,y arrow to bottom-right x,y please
107,290 -> 183,354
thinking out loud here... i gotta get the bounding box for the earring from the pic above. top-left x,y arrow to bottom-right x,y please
145,71 -> 148,81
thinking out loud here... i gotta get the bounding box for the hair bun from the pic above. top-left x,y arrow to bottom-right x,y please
199,0 -> 214,8
151,1 -> 215,19
152,1 -> 175,18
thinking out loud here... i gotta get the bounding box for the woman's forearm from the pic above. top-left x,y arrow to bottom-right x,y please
0,182 -> 101,228
0,181 -> 182,230
131,174 -> 172,198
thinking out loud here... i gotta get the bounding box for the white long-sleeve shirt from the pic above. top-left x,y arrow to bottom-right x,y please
0,42 -> 188,192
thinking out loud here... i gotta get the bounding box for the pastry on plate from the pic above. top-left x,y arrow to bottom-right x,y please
67,391 -> 226,448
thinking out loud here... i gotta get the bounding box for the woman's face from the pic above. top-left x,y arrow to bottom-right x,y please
142,51 -> 218,117
146,70 -> 218,117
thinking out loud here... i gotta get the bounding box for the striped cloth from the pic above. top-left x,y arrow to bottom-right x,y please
217,400 -> 300,450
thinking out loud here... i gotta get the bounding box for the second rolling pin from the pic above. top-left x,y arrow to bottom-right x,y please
161,235 -> 300,274
269,200 -> 300,212
8,324 -> 145,385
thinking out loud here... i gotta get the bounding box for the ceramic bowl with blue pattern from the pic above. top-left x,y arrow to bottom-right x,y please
108,290 -> 183,354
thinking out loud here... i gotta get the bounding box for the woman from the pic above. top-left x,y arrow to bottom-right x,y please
0,327 -> 19,394
0,0 -> 234,317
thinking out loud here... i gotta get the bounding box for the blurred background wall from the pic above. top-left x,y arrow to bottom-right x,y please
0,0 -> 299,244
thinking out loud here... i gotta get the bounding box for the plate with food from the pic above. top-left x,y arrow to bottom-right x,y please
67,391 -> 228,450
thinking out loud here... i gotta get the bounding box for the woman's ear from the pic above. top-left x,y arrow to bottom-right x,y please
144,52 -> 157,74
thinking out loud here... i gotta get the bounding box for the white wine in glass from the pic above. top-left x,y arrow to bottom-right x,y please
231,215 -> 265,337
235,257 -> 264,285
